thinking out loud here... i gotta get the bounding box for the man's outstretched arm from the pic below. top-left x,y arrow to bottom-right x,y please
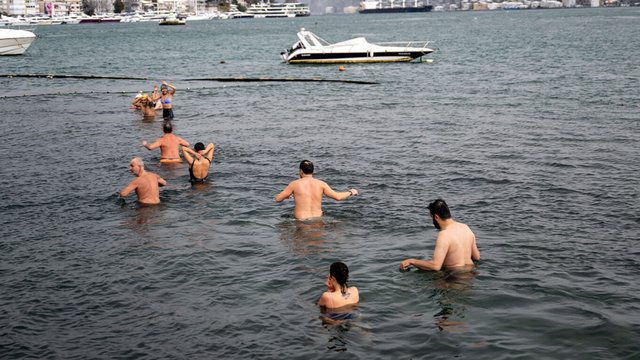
323,182 -> 358,201
400,236 -> 448,271
275,184 -> 293,202
142,139 -> 161,150
119,181 -> 137,198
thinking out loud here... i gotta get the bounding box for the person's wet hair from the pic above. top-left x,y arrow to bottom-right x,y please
132,157 -> 144,167
163,121 -> 173,133
194,142 -> 205,152
330,262 -> 349,294
299,160 -> 314,174
428,199 -> 452,220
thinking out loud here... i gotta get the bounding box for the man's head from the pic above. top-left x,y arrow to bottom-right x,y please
194,142 -> 205,152
163,121 -> 173,134
129,157 -> 144,176
428,199 -> 452,230
299,160 -> 314,175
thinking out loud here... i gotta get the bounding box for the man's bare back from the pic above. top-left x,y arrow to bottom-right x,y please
119,158 -> 167,205
275,160 -> 358,221
435,221 -> 478,268
142,122 -> 189,161
400,199 -> 480,272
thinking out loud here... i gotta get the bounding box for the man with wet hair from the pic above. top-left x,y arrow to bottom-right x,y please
275,160 -> 359,221
119,157 -> 167,205
142,121 -> 189,163
400,199 -> 480,271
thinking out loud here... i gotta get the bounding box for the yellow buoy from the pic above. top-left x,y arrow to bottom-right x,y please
338,66 -> 345,72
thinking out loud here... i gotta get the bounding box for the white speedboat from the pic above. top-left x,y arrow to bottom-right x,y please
281,28 -> 434,64
0,28 -> 37,55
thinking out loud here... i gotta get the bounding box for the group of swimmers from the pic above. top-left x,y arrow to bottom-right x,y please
122,86 -> 481,319
317,198 -> 480,321
130,81 -> 176,121
122,80 -> 215,204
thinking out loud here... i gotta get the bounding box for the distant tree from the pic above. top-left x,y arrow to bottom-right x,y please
237,3 -> 247,11
82,0 -> 96,15
113,0 -> 124,13
218,1 -> 231,11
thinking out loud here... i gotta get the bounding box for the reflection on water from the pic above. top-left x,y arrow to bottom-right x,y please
276,218 -> 335,256
320,304 -> 360,325
120,202 -> 165,237
430,267 -> 479,332
319,304 -> 373,353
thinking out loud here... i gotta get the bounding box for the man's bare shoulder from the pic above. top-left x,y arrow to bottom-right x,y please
312,178 -> 329,187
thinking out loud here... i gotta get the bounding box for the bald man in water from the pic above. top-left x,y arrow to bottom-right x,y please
400,199 -> 480,272
119,157 -> 166,205
275,160 -> 358,221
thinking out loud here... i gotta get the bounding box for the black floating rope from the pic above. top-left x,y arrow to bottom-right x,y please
0,73 -> 378,85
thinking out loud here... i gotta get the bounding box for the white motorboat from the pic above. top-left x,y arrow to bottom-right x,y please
0,28 -> 37,55
281,28 -> 434,64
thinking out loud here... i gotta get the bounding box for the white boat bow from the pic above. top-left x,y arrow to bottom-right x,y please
0,28 -> 37,55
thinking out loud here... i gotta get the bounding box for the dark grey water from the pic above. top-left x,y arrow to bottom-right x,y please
1,8 -> 639,359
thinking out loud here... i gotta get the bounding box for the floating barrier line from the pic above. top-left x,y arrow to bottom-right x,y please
0,87 -> 225,99
0,73 -> 379,85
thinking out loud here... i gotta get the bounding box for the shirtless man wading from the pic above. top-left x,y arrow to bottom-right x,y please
275,160 -> 358,221
142,121 -> 189,163
119,157 -> 167,205
400,199 -> 480,272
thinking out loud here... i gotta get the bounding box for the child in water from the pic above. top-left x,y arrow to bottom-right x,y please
318,262 -> 359,324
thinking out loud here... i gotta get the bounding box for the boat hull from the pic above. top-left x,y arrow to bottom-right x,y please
359,5 -> 433,13
287,51 -> 430,64
0,29 -> 36,55
78,18 -> 122,24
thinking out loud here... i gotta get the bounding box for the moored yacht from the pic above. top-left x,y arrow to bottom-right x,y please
246,2 -> 311,18
0,28 -> 37,55
281,28 -> 434,64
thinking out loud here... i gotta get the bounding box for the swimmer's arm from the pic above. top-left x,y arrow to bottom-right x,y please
401,236 -> 448,271
142,140 -> 161,150
119,181 -> 138,198
204,143 -> 214,161
156,175 -> 167,187
181,146 -> 194,165
163,81 -> 176,93
178,137 -> 190,148
471,233 -> 480,261
318,292 -> 330,307
351,287 -> 360,303
275,184 -> 294,202
323,182 -> 357,201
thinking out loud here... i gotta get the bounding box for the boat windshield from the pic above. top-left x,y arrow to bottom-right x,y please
299,31 -> 330,48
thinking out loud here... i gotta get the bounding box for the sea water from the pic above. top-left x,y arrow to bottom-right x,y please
1,8 -> 639,359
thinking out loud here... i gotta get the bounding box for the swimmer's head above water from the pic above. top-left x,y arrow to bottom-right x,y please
329,261 -> 350,295
428,198 -> 452,230
163,121 -> 173,134
129,157 -> 144,175
299,160 -> 314,175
